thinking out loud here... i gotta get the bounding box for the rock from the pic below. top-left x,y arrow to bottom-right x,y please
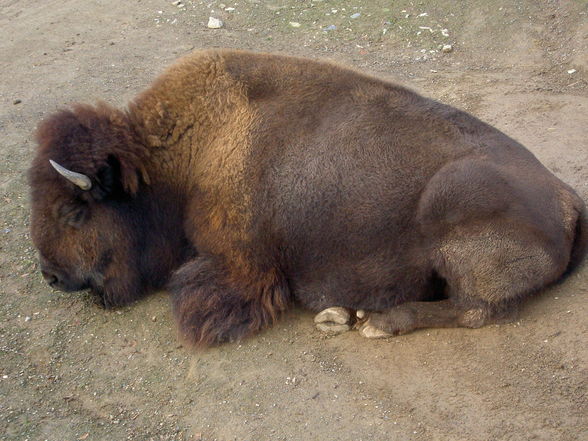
13,99 -> 21,105
567,69 -> 576,74
441,28 -> 449,37
207,17 -> 223,29
323,24 -> 337,31
289,22 -> 301,28
350,13 -> 361,19
442,44 -> 453,53
225,7 -> 235,12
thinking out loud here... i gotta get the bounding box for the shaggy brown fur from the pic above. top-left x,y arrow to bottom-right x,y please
29,49 -> 587,346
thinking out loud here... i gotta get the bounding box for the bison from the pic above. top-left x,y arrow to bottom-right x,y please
29,49 -> 587,345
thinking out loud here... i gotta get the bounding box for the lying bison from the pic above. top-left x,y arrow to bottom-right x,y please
29,49 -> 587,345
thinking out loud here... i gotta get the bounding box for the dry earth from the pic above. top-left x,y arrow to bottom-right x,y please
1,1 -> 587,440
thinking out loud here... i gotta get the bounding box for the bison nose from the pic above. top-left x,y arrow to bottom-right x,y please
41,270 -> 58,287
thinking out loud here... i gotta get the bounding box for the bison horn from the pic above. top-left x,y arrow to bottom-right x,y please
49,160 -> 92,190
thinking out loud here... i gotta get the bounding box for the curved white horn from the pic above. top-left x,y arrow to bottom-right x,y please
49,160 -> 92,190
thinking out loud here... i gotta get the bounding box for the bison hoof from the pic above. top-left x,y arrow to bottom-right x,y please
314,307 -> 352,334
358,322 -> 392,339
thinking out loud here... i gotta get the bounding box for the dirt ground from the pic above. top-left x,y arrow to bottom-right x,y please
1,1 -> 587,440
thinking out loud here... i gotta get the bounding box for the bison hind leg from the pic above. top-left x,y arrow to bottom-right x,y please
358,222 -> 564,339
169,257 -> 289,346
357,299 -> 509,339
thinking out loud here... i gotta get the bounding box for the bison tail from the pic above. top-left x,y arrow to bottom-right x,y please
169,256 -> 290,347
566,195 -> 588,274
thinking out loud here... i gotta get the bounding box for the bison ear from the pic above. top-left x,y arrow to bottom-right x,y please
89,155 -> 126,201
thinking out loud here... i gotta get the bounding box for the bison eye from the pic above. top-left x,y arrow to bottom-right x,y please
57,201 -> 89,228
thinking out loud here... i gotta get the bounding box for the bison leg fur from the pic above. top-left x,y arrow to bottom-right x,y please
168,257 -> 289,346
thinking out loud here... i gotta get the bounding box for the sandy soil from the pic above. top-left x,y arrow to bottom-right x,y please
1,1 -> 587,440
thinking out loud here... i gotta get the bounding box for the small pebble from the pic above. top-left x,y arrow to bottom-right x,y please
13,99 -> 22,105
442,44 -> 453,53
323,24 -> 337,31
289,22 -> 301,28
441,28 -> 449,37
24,316 -> 31,322
207,17 -> 223,29
567,69 -> 576,74
350,13 -> 361,19
225,7 -> 235,12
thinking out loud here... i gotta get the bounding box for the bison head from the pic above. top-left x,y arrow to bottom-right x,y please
29,104 -> 188,307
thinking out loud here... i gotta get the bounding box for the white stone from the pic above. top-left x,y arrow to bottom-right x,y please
207,17 -> 224,29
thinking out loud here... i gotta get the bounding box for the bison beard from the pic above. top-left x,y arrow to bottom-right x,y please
28,49 -> 587,347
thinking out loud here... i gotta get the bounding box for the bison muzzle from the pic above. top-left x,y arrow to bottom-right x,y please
29,50 -> 587,346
